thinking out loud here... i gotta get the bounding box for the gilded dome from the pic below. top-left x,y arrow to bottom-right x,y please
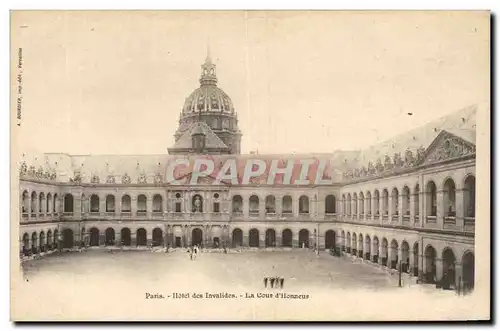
181,49 -> 235,115
182,85 -> 235,114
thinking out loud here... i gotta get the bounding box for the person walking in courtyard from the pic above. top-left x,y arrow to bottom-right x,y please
264,277 -> 268,288
280,277 -> 284,289
270,277 -> 275,288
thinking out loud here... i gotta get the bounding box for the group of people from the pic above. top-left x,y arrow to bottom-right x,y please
264,277 -> 285,289
187,245 -> 200,260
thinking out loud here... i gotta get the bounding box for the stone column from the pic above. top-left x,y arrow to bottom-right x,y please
115,231 -> 121,247
292,230 -> 299,248
410,192 -> 416,225
163,194 -> 168,214
243,195 -> 249,218
27,196 -> 31,220
146,195 -> 153,218
293,195 -> 299,218
455,262 -> 463,289
435,257 -> 443,283
455,189 -> 465,230
398,193 -> 404,224
259,197 -> 265,218
419,177 -> 426,228
131,197 -> 138,215
147,230 -> 153,247
131,230 -> 137,246
99,231 -> 105,246
276,229 -> 282,248
74,194 -> 82,219
408,249 -> 415,274
242,230 -> 249,247
259,230 -> 265,248
100,195 -> 106,214
276,196 -> 283,216
437,190 -> 445,229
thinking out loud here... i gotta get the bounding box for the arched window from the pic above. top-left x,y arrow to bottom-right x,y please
443,178 -> 456,218
265,195 -> 276,214
53,194 -> 59,214
249,195 -> 259,214
346,194 -> 352,215
382,189 -> 389,215
174,192 -> 182,213
352,193 -> 358,216
153,194 -> 163,212
121,195 -> 131,212
325,195 -> 336,214
64,194 -> 74,213
402,186 -> 410,215
391,188 -> 399,216
46,193 -> 52,214
232,195 -> 243,213
359,192 -> 364,215
212,193 -> 220,213
90,194 -> 100,212
105,195 -> 115,213
137,194 -> 147,213
39,192 -> 45,213
282,195 -> 292,214
31,191 -> 37,214
426,181 -> 437,217
21,190 -> 29,214
414,184 -> 420,216
464,175 -> 476,218
299,195 -> 309,214
366,191 -> 372,215
374,190 -> 380,215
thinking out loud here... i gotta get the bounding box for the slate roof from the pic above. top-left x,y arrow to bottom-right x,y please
169,122 -> 228,151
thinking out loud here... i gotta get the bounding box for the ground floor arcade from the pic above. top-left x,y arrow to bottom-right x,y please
335,225 -> 475,293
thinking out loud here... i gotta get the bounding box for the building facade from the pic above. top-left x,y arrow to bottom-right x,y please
17,54 -> 476,291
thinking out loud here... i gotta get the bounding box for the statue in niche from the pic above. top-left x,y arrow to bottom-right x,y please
193,196 -> 202,212
106,175 -> 115,184
19,161 -> 27,177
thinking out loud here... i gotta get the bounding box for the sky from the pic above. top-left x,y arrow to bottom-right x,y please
11,11 -> 489,156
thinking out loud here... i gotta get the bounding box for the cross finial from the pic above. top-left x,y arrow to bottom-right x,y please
205,43 -> 212,65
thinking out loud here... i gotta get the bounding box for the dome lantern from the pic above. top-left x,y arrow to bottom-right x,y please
199,45 -> 217,86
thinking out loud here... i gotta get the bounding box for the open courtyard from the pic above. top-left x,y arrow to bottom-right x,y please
14,248 -> 474,321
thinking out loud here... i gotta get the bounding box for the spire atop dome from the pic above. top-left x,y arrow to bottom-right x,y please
205,44 -> 212,65
200,45 -> 217,86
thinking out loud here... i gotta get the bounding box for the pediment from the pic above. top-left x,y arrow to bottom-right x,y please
419,130 -> 476,166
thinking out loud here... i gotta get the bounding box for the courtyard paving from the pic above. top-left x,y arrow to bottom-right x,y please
15,249 -> 473,321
